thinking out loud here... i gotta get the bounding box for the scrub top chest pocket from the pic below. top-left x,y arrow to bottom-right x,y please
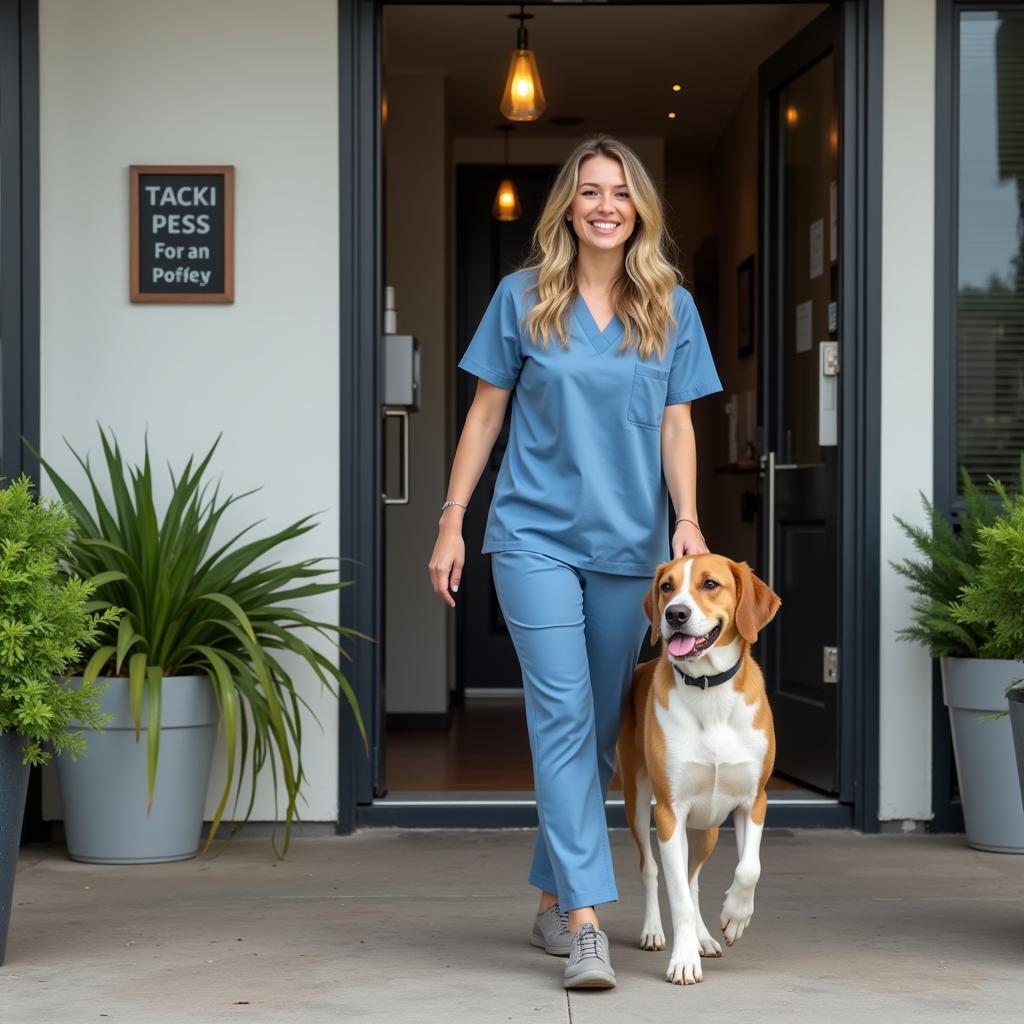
627,363 -> 671,430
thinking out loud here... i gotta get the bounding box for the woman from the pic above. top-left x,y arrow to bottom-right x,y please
427,134 -> 722,989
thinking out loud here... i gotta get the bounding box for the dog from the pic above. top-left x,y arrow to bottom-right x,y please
617,554 -> 782,985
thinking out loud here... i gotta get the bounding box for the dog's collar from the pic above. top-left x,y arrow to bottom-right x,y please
672,657 -> 743,690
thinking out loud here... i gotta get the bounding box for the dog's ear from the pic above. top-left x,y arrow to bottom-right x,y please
642,564 -> 665,647
731,560 -> 782,644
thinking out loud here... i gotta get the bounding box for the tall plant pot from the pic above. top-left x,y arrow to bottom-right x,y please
941,656 -> 1024,853
1008,688 -> 1024,818
0,733 -> 30,965
55,675 -> 217,864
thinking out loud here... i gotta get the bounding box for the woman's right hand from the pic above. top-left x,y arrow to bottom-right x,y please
429,523 -> 465,608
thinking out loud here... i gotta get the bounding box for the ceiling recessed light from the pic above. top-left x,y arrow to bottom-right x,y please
668,112 -> 677,119
672,84 -> 682,92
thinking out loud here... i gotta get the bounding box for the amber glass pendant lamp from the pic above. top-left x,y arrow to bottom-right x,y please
492,124 -> 522,221
500,4 -> 546,122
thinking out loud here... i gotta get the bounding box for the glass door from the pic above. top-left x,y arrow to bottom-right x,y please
759,5 -> 842,793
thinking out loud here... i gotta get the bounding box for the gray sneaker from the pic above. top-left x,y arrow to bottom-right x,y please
530,902 -> 571,955
563,922 -> 616,989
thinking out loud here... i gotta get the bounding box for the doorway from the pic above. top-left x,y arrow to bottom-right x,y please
338,0 -> 883,832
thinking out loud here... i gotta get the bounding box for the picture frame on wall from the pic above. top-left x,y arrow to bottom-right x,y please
737,254 -> 755,358
129,164 -> 235,303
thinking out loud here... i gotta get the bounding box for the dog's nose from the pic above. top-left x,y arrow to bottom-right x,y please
665,604 -> 690,628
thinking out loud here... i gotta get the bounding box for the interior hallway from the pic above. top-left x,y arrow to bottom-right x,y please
386,696 -> 822,797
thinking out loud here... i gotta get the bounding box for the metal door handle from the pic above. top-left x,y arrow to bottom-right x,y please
758,450 -> 796,590
761,451 -> 774,590
382,408 -> 409,505
758,454 -> 812,588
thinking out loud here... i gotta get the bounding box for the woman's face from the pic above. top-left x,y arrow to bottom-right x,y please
567,154 -> 638,254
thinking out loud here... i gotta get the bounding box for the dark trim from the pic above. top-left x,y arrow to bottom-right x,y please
930,658 -> 965,831
846,0 -> 884,833
339,0 -> 883,834
19,0 -> 39,485
932,0 -> 957,831
3,0 -> 42,848
386,712 -> 452,730
380,0 -> 838,5
357,799 -> 854,830
0,0 -> 39,485
0,0 -> 23,483
934,2 -> 958,522
929,0 -> 995,833
337,0 -> 382,836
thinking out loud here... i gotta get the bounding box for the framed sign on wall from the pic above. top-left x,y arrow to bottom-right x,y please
130,165 -> 234,303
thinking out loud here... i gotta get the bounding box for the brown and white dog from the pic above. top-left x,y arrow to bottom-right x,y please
617,554 -> 782,985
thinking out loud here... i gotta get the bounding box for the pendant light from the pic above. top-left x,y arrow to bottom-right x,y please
500,4 -> 546,122
492,125 -> 521,221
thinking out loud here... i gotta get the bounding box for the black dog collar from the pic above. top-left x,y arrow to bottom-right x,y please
672,658 -> 743,690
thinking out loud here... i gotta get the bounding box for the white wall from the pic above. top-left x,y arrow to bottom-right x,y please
878,0 -> 936,821
38,0 -> 342,822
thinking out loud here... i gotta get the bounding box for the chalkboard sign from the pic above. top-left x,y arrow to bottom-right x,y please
130,165 -> 234,303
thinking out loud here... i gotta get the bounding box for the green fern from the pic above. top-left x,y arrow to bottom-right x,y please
951,485 -> 1024,661
0,475 -> 121,765
889,454 -> 1024,657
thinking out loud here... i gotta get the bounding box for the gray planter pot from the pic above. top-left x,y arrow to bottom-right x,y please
55,675 -> 217,864
0,733 -> 30,966
1008,688 -> 1024,818
941,656 -> 1024,853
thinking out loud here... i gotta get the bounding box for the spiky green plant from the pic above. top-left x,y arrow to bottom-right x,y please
950,486 -> 1024,661
889,455 -> 1024,658
26,429 -> 370,856
0,474 -> 120,765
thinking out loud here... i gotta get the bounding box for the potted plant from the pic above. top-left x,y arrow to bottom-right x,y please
29,429 -> 369,864
0,474 -> 119,964
1009,683 -> 1024,817
890,456 -> 1024,852
947,492 -> 1024,820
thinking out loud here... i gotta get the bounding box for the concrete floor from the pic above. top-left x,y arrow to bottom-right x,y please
1,828 -> 1022,1023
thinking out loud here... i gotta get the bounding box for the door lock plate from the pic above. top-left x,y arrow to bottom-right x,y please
823,342 -> 840,376
823,646 -> 839,684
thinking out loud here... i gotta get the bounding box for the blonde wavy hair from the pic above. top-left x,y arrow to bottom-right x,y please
515,134 -> 682,362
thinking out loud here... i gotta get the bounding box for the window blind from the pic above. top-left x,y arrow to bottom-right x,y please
957,9 -> 1024,493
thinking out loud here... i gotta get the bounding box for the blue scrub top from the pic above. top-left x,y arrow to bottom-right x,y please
457,267 -> 723,577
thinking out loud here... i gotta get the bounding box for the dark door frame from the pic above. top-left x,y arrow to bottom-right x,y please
2,0 -> 42,845
759,4 -> 843,794
0,0 -> 39,486
337,0 -> 884,834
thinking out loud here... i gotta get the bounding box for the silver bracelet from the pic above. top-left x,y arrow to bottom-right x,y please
440,500 -> 468,514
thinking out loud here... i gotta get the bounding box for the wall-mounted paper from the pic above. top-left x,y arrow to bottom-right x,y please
810,218 -> 824,279
796,299 -> 813,353
829,180 -> 838,263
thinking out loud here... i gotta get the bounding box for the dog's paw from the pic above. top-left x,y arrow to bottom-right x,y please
697,930 -> 723,957
665,942 -> 703,985
719,889 -> 754,946
639,916 -> 665,950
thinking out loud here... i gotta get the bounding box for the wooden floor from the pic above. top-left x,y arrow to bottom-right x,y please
385,695 -> 806,794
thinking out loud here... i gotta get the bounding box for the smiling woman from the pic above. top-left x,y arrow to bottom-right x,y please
429,133 -> 722,991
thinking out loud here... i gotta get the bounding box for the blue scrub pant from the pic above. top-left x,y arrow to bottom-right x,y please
490,548 -> 651,912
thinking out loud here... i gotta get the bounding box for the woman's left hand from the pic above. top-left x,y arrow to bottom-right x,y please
672,520 -> 708,558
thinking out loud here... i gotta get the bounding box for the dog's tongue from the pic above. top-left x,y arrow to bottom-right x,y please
668,633 -> 696,657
